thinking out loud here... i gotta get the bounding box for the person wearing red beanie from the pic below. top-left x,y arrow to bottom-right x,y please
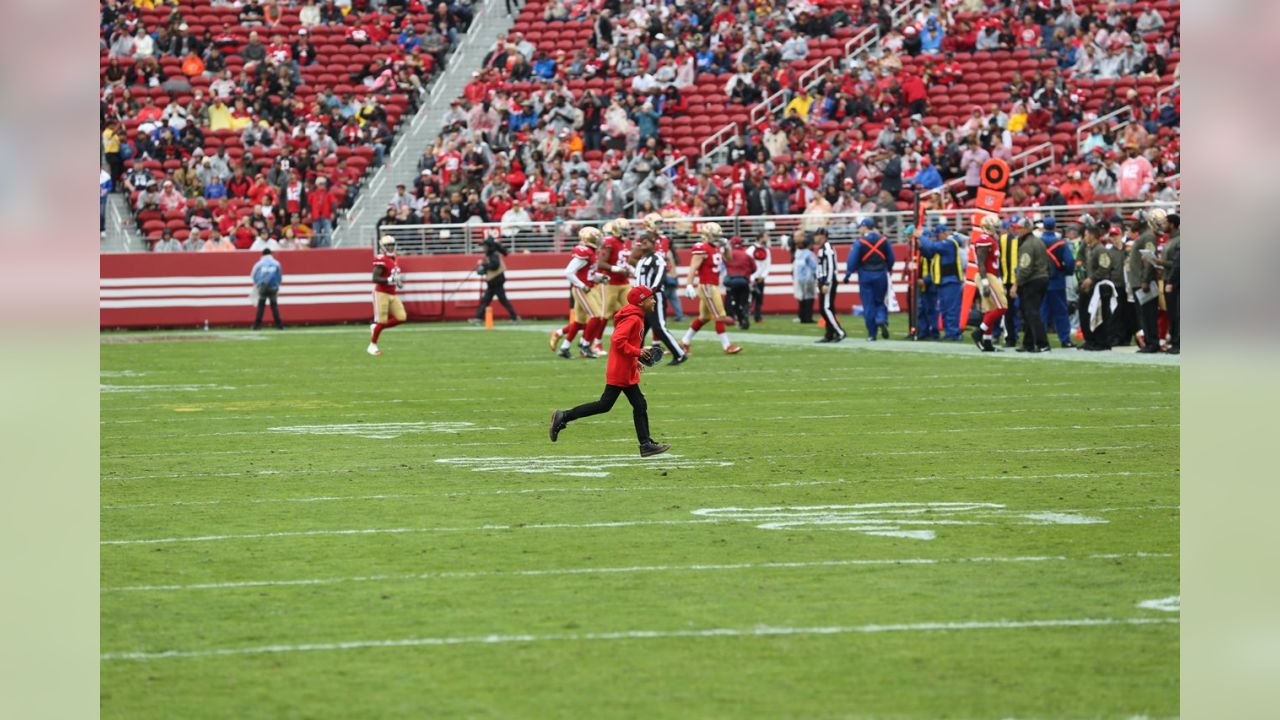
549,285 -> 670,457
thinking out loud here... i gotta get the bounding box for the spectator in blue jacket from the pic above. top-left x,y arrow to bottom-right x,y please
1038,216 -> 1077,347
912,155 -> 943,190
919,16 -> 945,55
532,52 -> 557,81
251,248 -> 285,330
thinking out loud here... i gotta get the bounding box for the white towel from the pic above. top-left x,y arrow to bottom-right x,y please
1088,280 -> 1117,331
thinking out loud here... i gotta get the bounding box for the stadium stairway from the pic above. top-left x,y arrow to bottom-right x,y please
103,192 -> 146,253
333,2 -> 515,249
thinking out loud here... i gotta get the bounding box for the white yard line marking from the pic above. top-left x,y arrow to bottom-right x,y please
433,454 -> 734,476
100,383 -> 237,393
100,471 -> 1178,506
266,422 -> 503,440
99,504 -> 1175,547
691,502 -> 1108,540
101,552 -> 1175,593
101,617 -> 1179,661
1137,596 -> 1180,612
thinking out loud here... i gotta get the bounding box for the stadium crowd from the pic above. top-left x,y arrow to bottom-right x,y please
381,0 -> 1178,234
100,0 -> 472,250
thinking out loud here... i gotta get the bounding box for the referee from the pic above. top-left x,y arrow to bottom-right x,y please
631,233 -> 688,365
813,228 -> 846,343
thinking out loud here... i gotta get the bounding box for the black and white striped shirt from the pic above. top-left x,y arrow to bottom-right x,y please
817,242 -> 838,285
633,252 -> 667,291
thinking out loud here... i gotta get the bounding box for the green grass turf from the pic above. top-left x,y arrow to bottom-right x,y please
100,317 -> 1179,719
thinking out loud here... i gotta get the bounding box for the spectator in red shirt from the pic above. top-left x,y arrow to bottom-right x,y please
308,176 -> 337,247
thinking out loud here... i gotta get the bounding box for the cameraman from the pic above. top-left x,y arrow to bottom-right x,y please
473,236 -> 521,323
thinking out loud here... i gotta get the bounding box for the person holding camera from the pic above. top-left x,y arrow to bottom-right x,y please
472,236 -> 521,323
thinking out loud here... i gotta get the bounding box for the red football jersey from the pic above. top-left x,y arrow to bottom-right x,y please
600,235 -> 631,286
373,253 -> 400,295
570,243 -> 598,287
690,241 -> 723,284
971,232 -> 1001,275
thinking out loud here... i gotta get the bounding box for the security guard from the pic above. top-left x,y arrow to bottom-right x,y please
1038,216 -> 1077,348
845,218 -> 895,341
998,219 -> 1021,347
1081,224 -> 1127,350
1130,209 -> 1165,353
913,222 -> 940,340
918,219 -> 964,340
1011,216 -> 1050,352
1160,214 -> 1180,354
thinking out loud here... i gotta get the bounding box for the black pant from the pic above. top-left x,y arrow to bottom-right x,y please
1137,295 -> 1159,348
818,283 -> 845,339
1017,278 -> 1048,349
475,277 -> 519,320
1166,289 -> 1179,349
563,384 -> 651,443
1088,283 -> 1120,349
724,276 -> 751,325
751,279 -> 765,322
644,293 -> 686,360
1078,288 -> 1095,347
1117,292 -> 1137,346
797,296 -> 815,323
253,287 -> 283,329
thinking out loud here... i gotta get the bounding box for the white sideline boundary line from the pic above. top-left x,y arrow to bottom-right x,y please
99,504 -> 1177,546
101,470 -> 1178,505
100,617 -> 1179,661
101,552 -> 1175,593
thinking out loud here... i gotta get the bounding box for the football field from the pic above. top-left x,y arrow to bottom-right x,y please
100,319 -> 1180,719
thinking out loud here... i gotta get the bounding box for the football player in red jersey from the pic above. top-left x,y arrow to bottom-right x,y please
680,222 -> 742,355
970,215 -> 1010,352
368,235 -> 406,357
549,285 -> 670,458
550,227 -> 606,359
597,217 -> 634,339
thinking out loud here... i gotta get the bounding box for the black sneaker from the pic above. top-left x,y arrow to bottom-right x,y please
549,410 -> 567,442
557,347 -> 572,359
1061,339 -> 1079,349
667,355 -> 688,366
981,338 -> 995,352
1035,346 -> 1052,353
879,323 -> 890,339
971,329 -> 984,350
1015,346 -> 1033,353
814,337 -> 833,343
833,334 -> 846,343
639,441 -> 670,457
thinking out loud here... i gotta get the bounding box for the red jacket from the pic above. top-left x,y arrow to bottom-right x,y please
605,304 -> 646,387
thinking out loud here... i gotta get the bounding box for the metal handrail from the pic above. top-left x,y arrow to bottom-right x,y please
700,121 -> 740,158
375,202 -> 1179,256
889,0 -> 928,26
749,88 -> 789,128
1011,141 -> 1056,177
797,55 -> 834,91
1156,81 -> 1180,107
842,25 -> 881,67
1076,106 -> 1133,150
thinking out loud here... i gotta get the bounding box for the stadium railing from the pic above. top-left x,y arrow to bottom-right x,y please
375,201 -> 1179,256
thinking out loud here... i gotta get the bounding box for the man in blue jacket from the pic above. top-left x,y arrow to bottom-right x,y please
844,218 -> 895,340
250,248 -> 284,330
919,219 -> 965,340
912,222 -> 939,340
1038,217 -> 1077,348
